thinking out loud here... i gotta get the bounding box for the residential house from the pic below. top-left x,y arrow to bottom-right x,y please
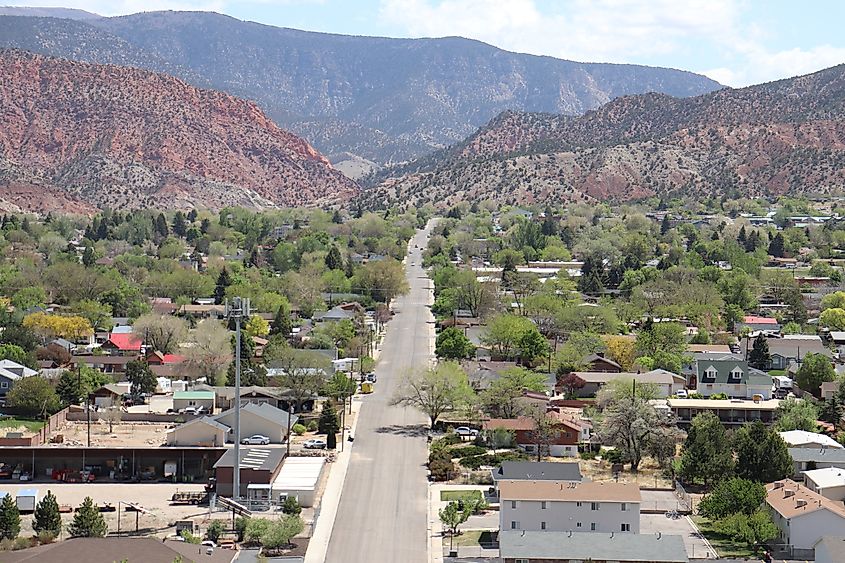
461,360 -> 520,391
822,381 -> 840,401
483,411 -> 586,457
214,402 -> 298,444
582,353 -> 622,373
686,344 -> 732,354
0,537 -> 237,563
100,333 -> 142,356
177,303 -> 225,320
780,430 -> 844,450
694,359 -> 773,399
166,416 -> 229,447
737,315 -> 781,334
0,360 -> 37,403
90,384 -> 129,408
668,398 -> 779,427
315,302 -> 363,323
498,479 -> 641,533
561,370 -> 686,398
766,479 -> 845,555
830,331 -> 845,350
790,448 -> 845,478
71,355 -> 135,376
814,536 -> 845,563
172,391 -> 215,413
804,468 -> 845,501
498,531 -> 688,563
740,335 -> 831,370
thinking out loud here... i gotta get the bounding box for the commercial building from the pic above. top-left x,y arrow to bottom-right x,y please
269,456 -> 327,507
668,398 -> 779,427
213,447 -> 286,497
498,531 -> 688,563
498,479 -> 641,534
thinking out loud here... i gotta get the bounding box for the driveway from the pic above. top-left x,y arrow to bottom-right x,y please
641,513 -> 715,559
640,489 -> 686,513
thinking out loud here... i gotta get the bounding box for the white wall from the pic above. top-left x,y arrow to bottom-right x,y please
773,508 -> 845,550
167,422 -> 227,446
549,444 -> 578,457
500,499 -> 640,534
216,411 -> 287,443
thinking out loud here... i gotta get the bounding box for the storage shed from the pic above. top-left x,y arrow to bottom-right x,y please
16,488 -> 38,512
270,456 -> 326,507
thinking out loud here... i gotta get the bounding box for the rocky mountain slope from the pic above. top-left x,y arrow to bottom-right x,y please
0,11 -> 722,173
363,64 -> 845,208
0,50 -> 356,213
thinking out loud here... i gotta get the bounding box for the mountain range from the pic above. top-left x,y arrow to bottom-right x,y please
363,63 -> 845,208
0,9 -> 722,175
0,49 -> 356,214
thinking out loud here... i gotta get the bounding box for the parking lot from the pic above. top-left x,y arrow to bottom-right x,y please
639,489 -> 687,513
641,513 -> 714,559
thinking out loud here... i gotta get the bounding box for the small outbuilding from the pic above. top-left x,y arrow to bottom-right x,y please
172,391 -> 215,412
271,456 -> 326,507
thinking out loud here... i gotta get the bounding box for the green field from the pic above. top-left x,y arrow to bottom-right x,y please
691,516 -> 756,559
0,417 -> 45,432
440,490 -> 484,502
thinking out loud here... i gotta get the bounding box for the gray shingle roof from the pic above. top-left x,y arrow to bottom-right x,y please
789,447 -> 845,463
499,531 -> 688,562
493,461 -> 583,482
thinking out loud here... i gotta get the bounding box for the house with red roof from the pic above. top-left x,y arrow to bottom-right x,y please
146,351 -> 187,365
736,315 -> 781,334
483,410 -> 584,457
101,333 -> 143,356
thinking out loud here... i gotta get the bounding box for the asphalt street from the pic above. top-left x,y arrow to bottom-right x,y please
324,223 -> 434,562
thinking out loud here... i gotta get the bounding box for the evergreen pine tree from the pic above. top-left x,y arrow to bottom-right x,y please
96,219 -> 109,240
21,217 -> 31,233
82,246 -> 96,267
344,256 -> 355,278
154,213 -> 169,238
214,267 -> 232,305
331,210 -> 343,224
768,232 -> 786,258
660,214 -> 671,235
200,218 -> 211,234
325,246 -> 343,271
271,304 -> 292,337
187,209 -> 198,222
748,334 -> 771,370
0,493 -> 20,540
172,211 -> 188,237
248,247 -> 261,268
737,225 -> 747,246
32,490 -> 62,536
318,400 -> 340,436
68,497 -> 107,537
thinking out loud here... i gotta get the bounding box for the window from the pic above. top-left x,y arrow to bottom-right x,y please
730,368 -> 743,381
591,502 -> 600,511
621,503 -> 626,511
541,521 -> 546,530
0,382 -> 7,389
541,501 -> 547,510
590,523 -> 596,531
511,501 -> 517,509
515,559 -> 530,563
621,523 -> 631,532
576,522 -> 582,528
511,521 -> 520,530
576,501 -> 583,507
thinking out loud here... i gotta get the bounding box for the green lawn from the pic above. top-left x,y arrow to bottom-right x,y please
451,530 -> 496,547
0,417 -> 45,432
691,516 -> 756,559
440,490 -> 484,502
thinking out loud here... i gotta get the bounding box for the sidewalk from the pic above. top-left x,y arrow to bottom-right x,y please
303,393 -> 363,563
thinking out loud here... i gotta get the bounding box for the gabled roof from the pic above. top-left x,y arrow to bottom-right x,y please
583,353 -> 622,370
0,360 -> 37,379
499,479 -> 641,502
695,359 -> 772,386
170,416 -> 230,434
215,401 -> 298,430
766,479 -> 845,520
0,537 -> 236,563
567,370 -> 684,386
780,430 -> 844,449
743,315 -> 779,325
788,447 -> 845,464
104,333 -> 142,352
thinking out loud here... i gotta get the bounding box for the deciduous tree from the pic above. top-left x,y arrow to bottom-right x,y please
133,313 -> 188,354
699,478 -> 767,520
795,353 -> 836,396
185,320 -> 232,384
7,376 -> 61,418
392,362 -> 473,429
480,367 -> 548,418
435,327 -> 475,360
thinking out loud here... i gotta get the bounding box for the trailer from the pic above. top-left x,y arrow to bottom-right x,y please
16,488 -> 38,513
171,491 -> 208,505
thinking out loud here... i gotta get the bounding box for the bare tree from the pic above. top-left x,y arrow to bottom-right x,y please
525,405 -> 559,462
133,314 -> 189,354
102,407 -> 122,434
185,320 -> 233,384
391,362 -> 473,430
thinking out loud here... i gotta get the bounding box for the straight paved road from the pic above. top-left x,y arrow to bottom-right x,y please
324,224 -> 434,562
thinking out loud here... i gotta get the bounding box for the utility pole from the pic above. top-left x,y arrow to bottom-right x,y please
227,297 -> 249,500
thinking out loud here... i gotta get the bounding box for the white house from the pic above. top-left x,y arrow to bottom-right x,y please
166,416 -> 229,446
766,479 -> 845,555
0,360 -> 37,403
780,430 -> 844,450
166,402 -> 298,446
804,468 -> 845,501
814,536 -> 845,563
498,479 -> 641,534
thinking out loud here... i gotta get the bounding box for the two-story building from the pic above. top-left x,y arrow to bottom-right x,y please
483,411 -> 586,457
694,359 -> 773,399
668,397 -> 780,428
0,360 -> 37,404
741,335 -> 832,371
498,479 -> 641,534
766,479 -> 845,557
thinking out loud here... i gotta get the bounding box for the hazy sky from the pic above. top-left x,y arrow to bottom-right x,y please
8,0 -> 845,87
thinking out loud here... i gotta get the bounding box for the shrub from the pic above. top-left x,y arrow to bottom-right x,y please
710,393 -> 728,400
36,531 -> 56,545
459,451 -> 528,470
292,424 -> 307,435
180,529 -> 201,544
234,516 -> 248,542
433,434 -> 462,449
206,520 -> 224,543
306,420 -> 318,432
601,449 -> 624,464
580,451 -> 597,460
449,445 -> 488,459
429,459 -> 456,481
282,496 -> 302,516
12,537 -> 32,550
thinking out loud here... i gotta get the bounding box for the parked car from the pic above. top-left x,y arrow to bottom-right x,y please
453,427 -> 478,437
241,434 -> 271,445
303,439 -> 327,449
180,407 -> 199,416
675,389 -> 688,398
365,373 -> 377,383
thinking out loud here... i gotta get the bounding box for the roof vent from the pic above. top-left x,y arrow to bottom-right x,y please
773,481 -> 784,489
784,489 -> 795,498
796,499 -> 807,508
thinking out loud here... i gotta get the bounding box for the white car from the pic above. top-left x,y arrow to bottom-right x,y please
453,426 -> 478,437
180,407 -> 199,416
241,434 -> 271,445
675,390 -> 688,398
303,439 -> 327,449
